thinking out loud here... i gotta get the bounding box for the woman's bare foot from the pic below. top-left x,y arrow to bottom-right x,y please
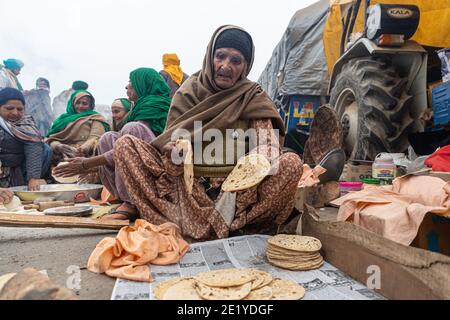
103,203 -> 138,221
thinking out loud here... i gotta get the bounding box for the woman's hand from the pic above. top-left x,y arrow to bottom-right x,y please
162,141 -> 177,159
162,141 -> 187,165
0,188 -> 13,204
76,146 -> 90,157
56,144 -> 78,158
161,141 -> 185,176
28,178 -> 41,191
53,157 -> 90,177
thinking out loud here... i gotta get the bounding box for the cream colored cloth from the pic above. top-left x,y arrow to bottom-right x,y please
215,191 -> 237,227
87,220 -> 189,282
335,175 -> 450,245
298,164 -> 326,188
0,68 -> 19,89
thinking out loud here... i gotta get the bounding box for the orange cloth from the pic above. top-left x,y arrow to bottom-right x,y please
87,220 -> 189,282
162,53 -> 184,86
298,164 -> 326,188
336,175 -> 450,245
90,187 -> 118,205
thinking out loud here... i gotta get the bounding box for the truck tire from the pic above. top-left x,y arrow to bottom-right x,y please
330,56 -> 422,160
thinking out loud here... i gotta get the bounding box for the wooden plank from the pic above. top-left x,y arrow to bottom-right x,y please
0,214 -> 129,230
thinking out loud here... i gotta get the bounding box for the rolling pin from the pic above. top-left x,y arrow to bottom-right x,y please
24,204 -> 40,210
33,197 -> 56,205
38,201 -> 75,211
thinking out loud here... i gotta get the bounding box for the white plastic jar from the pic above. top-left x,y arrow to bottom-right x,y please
372,153 -> 396,183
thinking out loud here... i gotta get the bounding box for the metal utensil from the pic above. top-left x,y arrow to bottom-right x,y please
9,184 -> 103,202
43,205 -> 93,217
318,148 -> 346,184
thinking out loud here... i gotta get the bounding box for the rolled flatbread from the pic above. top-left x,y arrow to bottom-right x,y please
4,196 -> 21,210
222,154 -> 271,192
175,139 -> 194,194
52,162 -> 79,184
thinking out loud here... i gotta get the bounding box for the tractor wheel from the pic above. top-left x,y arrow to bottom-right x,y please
330,56 -> 423,160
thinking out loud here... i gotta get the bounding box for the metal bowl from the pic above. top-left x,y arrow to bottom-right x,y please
9,184 -> 103,202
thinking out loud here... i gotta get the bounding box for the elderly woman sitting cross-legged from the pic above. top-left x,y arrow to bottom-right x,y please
102,25 -> 303,241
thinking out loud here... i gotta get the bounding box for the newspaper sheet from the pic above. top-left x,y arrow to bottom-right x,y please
111,235 -> 385,300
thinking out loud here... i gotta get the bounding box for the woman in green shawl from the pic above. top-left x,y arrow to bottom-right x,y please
111,98 -> 132,131
46,90 -> 109,164
124,67 -> 171,135
53,68 -> 171,215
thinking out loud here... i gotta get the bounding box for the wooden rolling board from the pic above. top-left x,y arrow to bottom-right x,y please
0,214 -> 129,230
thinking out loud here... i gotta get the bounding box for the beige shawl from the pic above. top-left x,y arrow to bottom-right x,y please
45,114 -> 106,145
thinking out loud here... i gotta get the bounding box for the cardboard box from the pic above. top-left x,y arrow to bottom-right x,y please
341,160 -> 406,182
340,160 -> 373,182
301,206 -> 450,299
430,171 -> 450,182
411,213 -> 450,256
294,182 -> 340,211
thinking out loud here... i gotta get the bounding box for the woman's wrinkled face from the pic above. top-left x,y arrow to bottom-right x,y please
111,106 -> 127,122
0,100 -> 25,122
213,48 -> 247,89
74,96 -> 92,113
126,82 -> 139,102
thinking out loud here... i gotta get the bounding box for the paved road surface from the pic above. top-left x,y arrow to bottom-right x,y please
0,227 -> 117,299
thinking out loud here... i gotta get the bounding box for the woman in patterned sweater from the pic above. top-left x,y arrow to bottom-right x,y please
0,88 -> 52,190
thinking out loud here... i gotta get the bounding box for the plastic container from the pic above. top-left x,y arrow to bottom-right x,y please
339,182 -> 363,197
432,81 -> 450,126
372,154 -> 396,183
362,178 -> 381,189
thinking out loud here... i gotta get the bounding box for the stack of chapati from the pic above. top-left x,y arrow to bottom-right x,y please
266,234 -> 324,271
153,268 -> 305,300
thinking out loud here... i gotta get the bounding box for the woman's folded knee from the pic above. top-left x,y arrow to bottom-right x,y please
279,152 -> 303,178
99,131 -> 117,143
119,122 -> 156,142
114,135 -> 137,156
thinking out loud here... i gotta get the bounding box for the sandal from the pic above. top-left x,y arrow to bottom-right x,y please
105,208 -> 139,222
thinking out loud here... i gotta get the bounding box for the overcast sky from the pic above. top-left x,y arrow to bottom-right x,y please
0,0 -> 317,105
